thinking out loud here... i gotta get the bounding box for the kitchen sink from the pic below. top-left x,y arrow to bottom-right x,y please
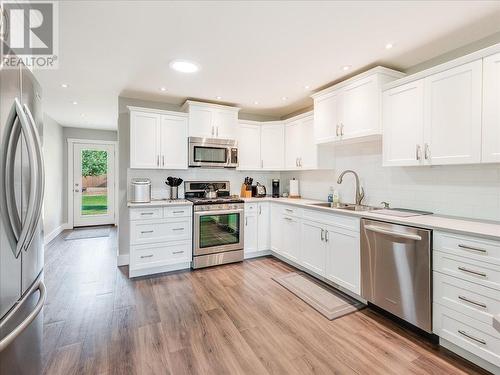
308,202 -> 381,211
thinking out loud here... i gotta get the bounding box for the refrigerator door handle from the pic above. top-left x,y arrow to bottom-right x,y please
22,104 -> 44,251
0,275 -> 46,353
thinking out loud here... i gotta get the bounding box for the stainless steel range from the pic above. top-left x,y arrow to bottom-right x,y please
185,181 -> 244,269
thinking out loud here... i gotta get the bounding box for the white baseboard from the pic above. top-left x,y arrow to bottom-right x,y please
44,223 -> 71,245
117,254 -> 130,267
244,250 -> 271,259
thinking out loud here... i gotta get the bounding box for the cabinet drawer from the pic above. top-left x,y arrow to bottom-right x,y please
434,251 -> 500,291
130,218 -> 191,245
280,205 -> 301,217
131,241 -> 191,268
303,209 -> 360,232
434,272 -> 500,325
130,207 -> 163,221
434,231 -> 500,266
164,206 -> 192,218
433,303 -> 500,367
245,203 -> 258,213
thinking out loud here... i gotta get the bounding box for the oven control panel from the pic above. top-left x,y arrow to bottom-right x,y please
194,203 -> 244,212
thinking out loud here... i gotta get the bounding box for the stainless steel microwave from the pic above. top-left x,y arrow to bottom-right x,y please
188,137 -> 238,168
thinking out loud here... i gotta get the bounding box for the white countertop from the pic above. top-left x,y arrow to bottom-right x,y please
242,197 -> 500,241
127,199 -> 192,208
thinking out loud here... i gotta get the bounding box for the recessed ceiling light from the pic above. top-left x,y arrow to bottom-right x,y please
216,96 -> 222,100
385,42 -> 394,49
281,96 -> 288,101
169,59 -> 199,73
342,65 -> 351,71
61,83 -> 68,88
254,101 -> 259,105
80,113 -> 85,117
72,101 -> 78,105
304,85 -> 310,90
160,87 -> 167,92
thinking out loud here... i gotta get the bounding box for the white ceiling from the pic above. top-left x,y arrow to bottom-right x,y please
34,1 -> 500,130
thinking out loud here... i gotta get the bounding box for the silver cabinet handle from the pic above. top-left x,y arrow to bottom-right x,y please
295,158 -> 298,167
340,123 -> 344,136
140,212 -> 154,216
458,244 -> 487,253
261,159 -> 263,168
140,254 -> 153,259
458,295 -> 487,309
216,126 -> 219,137
458,330 -> 486,345
284,217 -> 292,221
172,227 -> 184,231
458,266 -> 487,278
321,229 -> 324,241
245,217 -> 248,226
141,230 -> 154,234
416,144 -> 421,160
325,230 -> 329,243
173,210 -> 185,214
157,155 -> 160,167
173,250 -> 184,254
424,143 -> 430,160
162,155 -> 165,167
212,125 -> 215,136
259,206 -> 262,215
364,224 -> 422,241
285,209 -> 293,213
336,124 -> 339,137
0,276 -> 46,353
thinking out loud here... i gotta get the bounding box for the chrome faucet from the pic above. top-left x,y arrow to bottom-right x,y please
337,170 -> 365,205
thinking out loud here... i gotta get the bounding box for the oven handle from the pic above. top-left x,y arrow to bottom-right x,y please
195,208 -> 245,216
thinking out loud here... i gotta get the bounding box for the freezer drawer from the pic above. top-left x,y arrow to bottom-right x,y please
361,219 -> 432,332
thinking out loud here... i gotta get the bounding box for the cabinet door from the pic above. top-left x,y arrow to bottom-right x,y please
281,215 -> 300,262
300,220 -> 326,276
314,91 -> 340,143
382,80 -> 425,166
160,115 -> 188,169
270,204 -> 282,252
214,110 -> 237,139
261,123 -> 285,170
482,53 -> 500,163
244,213 -> 258,256
237,123 -> 261,170
188,106 -> 214,138
257,203 -> 270,251
285,120 -> 301,169
341,75 -> 379,139
298,116 -> 317,169
325,226 -> 360,294
130,111 -> 160,169
424,60 -> 482,165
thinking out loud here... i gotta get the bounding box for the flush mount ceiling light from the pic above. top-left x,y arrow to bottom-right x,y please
169,60 -> 199,73
160,87 -> 167,92
72,101 -> 78,105
385,42 -> 394,49
342,65 -> 351,71
61,83 -> 68,88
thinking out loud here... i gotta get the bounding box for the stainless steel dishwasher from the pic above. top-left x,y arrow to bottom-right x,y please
361,219 -> 432,332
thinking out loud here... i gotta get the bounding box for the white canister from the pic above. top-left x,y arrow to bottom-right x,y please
131,178 -> 151,203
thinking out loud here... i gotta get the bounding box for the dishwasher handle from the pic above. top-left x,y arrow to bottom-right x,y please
364,224 -> 422,241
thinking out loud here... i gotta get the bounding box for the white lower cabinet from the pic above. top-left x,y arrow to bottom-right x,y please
300,220 -> 326,276
244,202 -> 270,258
129,204 -> 192,277
281,214 -> 300,262
433,231 -> 500,371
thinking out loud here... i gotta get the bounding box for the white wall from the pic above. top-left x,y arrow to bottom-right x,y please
43,115 -> 65,243
282,141 -> 500,222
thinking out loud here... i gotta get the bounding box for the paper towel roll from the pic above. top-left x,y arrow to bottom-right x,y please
289,179 -> 300,198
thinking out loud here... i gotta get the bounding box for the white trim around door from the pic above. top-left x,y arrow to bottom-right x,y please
67,138 -> 119,228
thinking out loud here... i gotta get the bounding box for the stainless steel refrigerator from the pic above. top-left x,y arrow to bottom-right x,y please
0,63 -> 45,375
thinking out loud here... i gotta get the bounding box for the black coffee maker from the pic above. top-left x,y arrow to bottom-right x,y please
272,179 -> 280,198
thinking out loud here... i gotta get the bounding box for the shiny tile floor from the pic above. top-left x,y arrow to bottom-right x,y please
42,228 -> 488,375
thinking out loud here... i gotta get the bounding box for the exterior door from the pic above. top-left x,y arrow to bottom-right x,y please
73,143 -> 115,227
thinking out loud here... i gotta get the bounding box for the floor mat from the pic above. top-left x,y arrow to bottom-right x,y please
64,227 -> 110,240
273,272 -> 365,320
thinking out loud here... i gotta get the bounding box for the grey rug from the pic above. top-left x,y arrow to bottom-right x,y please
64,227 -> 110,240
273,272 -> 365,320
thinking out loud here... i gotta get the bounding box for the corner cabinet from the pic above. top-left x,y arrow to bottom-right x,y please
129,107 -> 188,169
182,100 -> 240,139
312,67 -> 405,144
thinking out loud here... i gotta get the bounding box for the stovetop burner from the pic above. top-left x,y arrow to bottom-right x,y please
184,180 -> 244,205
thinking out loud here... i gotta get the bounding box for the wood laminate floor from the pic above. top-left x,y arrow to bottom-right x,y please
42,228 -> 489,375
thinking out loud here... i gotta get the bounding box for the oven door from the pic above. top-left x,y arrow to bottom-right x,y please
194,209 -> 244,255
189,141 -> 230,168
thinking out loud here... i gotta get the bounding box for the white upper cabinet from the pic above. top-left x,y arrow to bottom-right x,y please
312,67 -> 405,144
261,123 -> 285,170
238,122 -> 261,170
383,80 -> 425,166
313,90 -> 341,143
284,119 -> 302,169
183,101 -> 240,139
130,111 -> 161,169
423,60 -> 482,165
482,52 -> 500,163
160,114 -> 188,169
299,116 -> 317,169
129,107 -> 188,169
